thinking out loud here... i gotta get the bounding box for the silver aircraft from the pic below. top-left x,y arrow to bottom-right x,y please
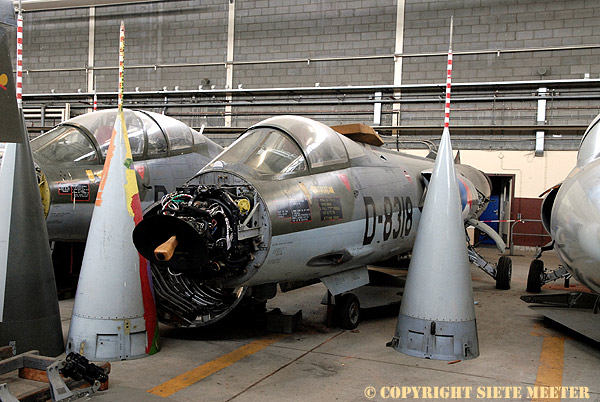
133,115 -> 510,329
32,108 -> 223,242
527,113 -> 600,296
28,109 -> 222,294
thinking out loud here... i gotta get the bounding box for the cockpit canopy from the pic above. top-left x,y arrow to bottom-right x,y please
578,113 -> 600,168
207,115 -> 362,179
30,109 -> 206,164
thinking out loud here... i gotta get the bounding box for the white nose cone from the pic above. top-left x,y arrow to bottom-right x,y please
390,127 -> 478,360
66,112 -> 159,361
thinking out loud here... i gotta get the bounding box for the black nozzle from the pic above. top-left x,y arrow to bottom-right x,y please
133,214 -> 209,269
61,352 -> 108,385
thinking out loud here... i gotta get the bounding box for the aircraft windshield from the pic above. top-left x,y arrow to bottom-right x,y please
30,125 -> 98,163
211,127 -> 307,177
578,114 -> 600,167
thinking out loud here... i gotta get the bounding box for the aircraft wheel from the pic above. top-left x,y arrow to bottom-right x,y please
526,259 -> 544,293
495,256 -> 512,290
336,293 -> 361,330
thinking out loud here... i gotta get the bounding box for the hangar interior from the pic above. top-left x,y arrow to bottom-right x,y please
0,1 -> 599,400
12,0 -> 600,248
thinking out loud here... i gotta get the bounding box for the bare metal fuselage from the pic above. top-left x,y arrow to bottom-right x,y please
552,162 -> 600,294
133,116 -> 491,327
31,109 -> 223,242
548,116 -> 600,294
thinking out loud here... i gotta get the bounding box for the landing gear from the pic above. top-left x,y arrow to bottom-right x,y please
526,259 -> 544,293
527,242 -> 570,293
335,293 -> 361,330
467,245 -> 512,290
495,256 -> 512,290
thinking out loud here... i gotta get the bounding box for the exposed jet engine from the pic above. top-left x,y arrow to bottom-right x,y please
133,116 -> 505,328
133,176 -> 271,326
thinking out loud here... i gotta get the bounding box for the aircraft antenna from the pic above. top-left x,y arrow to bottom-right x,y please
118,20 -> 124,112
443,16 -> 453,129
93,76 -> 97,111
16,0 -> 22,109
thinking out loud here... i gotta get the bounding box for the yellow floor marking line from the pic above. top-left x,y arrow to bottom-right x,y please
531,324 -> 567,402
147,334 -> 287,397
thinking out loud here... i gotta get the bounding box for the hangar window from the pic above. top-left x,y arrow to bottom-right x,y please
212,127 -> 306,177
31,126 -> 98,163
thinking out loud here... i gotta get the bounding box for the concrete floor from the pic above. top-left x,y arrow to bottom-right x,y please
12,247 -> 600,401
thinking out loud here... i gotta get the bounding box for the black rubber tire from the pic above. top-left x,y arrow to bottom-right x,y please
526,259 -> 544,293
336,293 -> 361,330
495,256 -> 512,290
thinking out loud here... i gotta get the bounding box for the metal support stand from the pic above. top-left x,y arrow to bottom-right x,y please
0,384 -> 19,402
326,291 -> 334,328
46,358 -> 101,402
0,350 -> 109,402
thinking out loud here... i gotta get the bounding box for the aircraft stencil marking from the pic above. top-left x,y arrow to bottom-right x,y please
71,184 -> 90,202
57,182 -> 71,195
317,198 -> 343,221
290,199 -> 311,223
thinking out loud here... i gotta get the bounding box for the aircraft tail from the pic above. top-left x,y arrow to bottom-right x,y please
454,149 -> 461,164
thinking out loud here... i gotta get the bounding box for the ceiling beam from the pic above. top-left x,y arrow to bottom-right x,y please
15,0 -> 167,12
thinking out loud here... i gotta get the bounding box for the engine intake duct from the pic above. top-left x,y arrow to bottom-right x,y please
150,264 -> 247,327
133,214 -> 209,271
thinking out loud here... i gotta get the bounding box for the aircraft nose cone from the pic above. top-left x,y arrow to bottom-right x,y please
552,162 -> 600,294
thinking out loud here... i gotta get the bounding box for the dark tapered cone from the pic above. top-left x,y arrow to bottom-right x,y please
0,28 -> 23,143
0,126 -> 63,357
0,1 -> 15,27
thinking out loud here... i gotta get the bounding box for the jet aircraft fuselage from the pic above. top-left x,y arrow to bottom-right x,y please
542,114 -> 600,294
31,109 -> 223,242
133,116 -> 492,327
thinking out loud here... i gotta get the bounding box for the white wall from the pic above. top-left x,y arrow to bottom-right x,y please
403,150 -> 577,199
